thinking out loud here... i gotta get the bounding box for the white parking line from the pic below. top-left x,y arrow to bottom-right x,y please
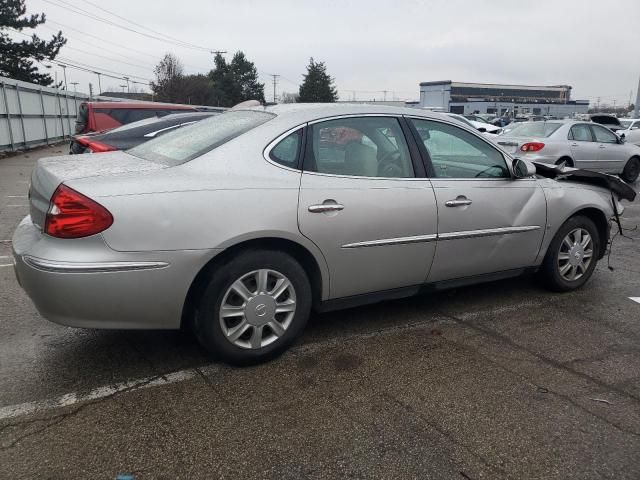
0,369 -> 202,421
6,205 -> 27,207
0,263 -> 13,268
630,297 -> 640,304
6,195 -> 27,198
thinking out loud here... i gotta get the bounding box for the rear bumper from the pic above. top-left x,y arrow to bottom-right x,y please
12,216 -> 220,329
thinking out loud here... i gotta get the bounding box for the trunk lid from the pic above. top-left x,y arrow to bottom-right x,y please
29,151 -> 164,229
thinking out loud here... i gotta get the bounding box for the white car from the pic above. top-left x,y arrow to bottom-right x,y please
447,114 -> 502,136
618,118 -> 640,146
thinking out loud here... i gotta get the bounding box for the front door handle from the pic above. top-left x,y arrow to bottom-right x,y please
598,145 -> 606,149
309,203 -> 345,213
445,196 -> 472,207
571,143 -> 579,147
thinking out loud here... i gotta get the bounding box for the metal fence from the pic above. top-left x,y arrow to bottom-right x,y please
0,76 -> 93,152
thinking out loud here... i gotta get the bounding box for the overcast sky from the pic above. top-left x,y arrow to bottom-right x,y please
20,0 -> 640,106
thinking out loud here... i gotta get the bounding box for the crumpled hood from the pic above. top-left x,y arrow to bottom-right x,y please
533,162 -> 636,202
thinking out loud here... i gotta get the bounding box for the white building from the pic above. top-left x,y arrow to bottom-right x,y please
419,80 -> 589,117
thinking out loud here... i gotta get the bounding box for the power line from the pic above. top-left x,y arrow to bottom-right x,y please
40,0 -> 214,52
66,0 -> 213,51
43,21 -> 212,73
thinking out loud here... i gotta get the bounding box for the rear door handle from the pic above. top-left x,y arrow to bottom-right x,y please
445,196 -> 472,207
308,203 -> 345,213
598,145 -> 606,149
571,143 -> 579,147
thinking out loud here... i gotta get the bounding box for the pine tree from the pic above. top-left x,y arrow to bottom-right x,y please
298,58 -> 338,103
0,0 -> 66,86
208,51 -> 265,107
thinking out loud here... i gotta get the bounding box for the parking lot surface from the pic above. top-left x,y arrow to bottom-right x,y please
2,145 -> 640,479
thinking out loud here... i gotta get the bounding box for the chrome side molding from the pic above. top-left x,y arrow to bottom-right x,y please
22,256 -> 169,273
342,226 -> 540,248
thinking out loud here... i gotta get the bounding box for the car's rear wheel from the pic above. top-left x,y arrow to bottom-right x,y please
556,157 -> 574,168
540,215 -> 600,292
620,156 -> 640,183
195,250 -> 311,365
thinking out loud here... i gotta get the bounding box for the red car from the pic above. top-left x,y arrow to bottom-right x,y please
74,101 -> 198,134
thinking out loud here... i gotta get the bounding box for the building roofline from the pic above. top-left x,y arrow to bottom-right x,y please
420,80 -> 571,90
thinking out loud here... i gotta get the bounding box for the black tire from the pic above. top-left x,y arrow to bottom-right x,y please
620,157 -> 640,183
539,215 -> 600,292
195,249 -> 312,365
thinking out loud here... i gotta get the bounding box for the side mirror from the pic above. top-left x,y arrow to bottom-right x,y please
619,133 -> 626,143
512,158 -> 536,178
477,127 -> 487,133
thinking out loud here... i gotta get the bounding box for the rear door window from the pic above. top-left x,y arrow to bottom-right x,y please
569,124 -> 593,142
305,117 -> 414,178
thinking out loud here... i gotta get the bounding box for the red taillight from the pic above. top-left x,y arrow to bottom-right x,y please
76,136 -> 116,153
520,142 -> 545,152
44,184 -> 113,239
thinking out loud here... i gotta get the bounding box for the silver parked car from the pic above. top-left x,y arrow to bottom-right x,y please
12,104 -> 634,364
497,120 -> 640,183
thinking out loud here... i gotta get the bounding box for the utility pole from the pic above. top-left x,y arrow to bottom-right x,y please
123,77 -> 130,94
596,97 -> 601,112
88,83 -> 93,99
70,82 -> 78,93
613,99 -> 617,115
93,71 -> 102,94
120,84 -> 127,93
59,64 -> 67,90
270,74 -> 279,103
211,50 -> 227,56
382,90 -> 388,101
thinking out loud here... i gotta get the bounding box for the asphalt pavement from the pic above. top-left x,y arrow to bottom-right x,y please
1,145 -> 640,479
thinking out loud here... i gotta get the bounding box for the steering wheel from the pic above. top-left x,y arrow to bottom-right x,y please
378,150 -> 404,177
474,165 -> 506,178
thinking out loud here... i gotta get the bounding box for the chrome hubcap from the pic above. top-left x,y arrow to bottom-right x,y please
219,269 -> 296,349
558,228 -> 593,281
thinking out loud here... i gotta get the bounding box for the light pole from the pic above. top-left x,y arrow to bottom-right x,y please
120,84 -> 127,93
123,76 -> 130,94
70,82 -> 79,93
93,72 -> 102,95
59,64 -> 68,90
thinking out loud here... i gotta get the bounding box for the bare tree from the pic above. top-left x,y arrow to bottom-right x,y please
150,53 -> 184,103
280,91 -> 299,103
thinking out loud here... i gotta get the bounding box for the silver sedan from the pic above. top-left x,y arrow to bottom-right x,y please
497,120 -> 640,183
12,104 -> 632,364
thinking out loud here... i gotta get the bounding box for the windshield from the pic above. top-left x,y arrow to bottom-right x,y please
128,110 -> 274,166
505,122 -> 563,138
465,115 -> 490,124
447,114 -> 476,129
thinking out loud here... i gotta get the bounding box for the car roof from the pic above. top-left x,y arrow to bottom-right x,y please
238,102 -> 457,125
82,101 -> 197,110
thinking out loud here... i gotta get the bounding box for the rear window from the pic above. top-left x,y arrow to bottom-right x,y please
94,108 -> 159,125
128,110 -> 274,166
505,122 -> 562,138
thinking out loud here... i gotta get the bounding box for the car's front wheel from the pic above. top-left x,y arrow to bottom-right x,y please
540,215 -> 600,292
195,249 -> 312,365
